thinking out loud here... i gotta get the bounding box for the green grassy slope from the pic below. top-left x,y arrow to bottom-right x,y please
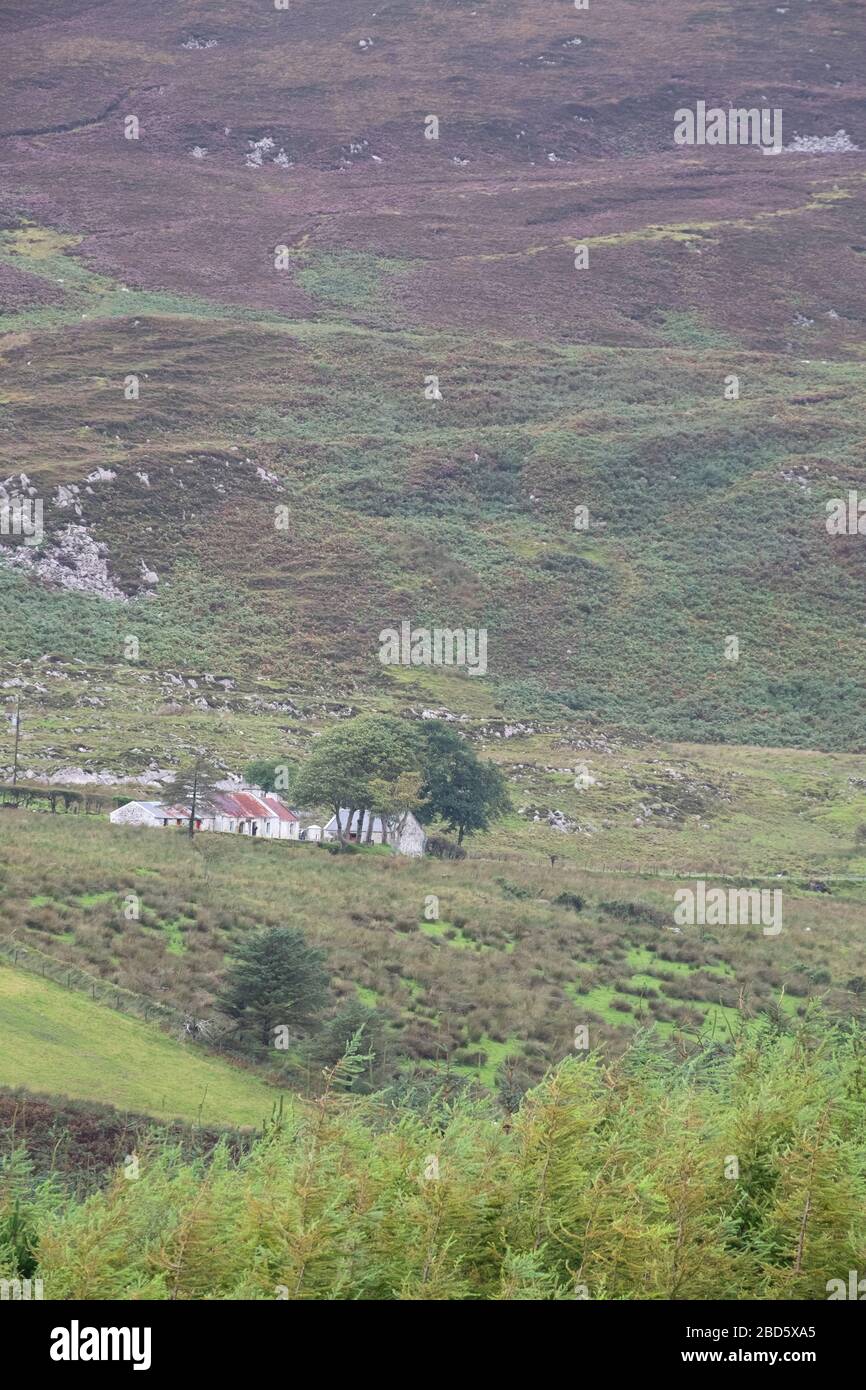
2,812 -> 864,1092
0,961 -> 284,1125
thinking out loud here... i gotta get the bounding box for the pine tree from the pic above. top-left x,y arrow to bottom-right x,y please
219,927 -> 329,1046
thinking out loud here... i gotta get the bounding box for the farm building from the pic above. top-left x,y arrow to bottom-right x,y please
111,790 -> 300,839
323,808 -> 427,857
107,800 -> 165,828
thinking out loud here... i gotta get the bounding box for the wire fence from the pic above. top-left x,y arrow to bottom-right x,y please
465,852 -> 866,882
0,936 -> 184,1027
0,937 -> 276,1069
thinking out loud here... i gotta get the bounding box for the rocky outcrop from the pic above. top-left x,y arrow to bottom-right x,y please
1,524 -> 128,600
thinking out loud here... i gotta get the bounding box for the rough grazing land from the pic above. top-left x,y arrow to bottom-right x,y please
1,6 -> 866,1302
0,0 -> 864,749
2,813 -> 865,1097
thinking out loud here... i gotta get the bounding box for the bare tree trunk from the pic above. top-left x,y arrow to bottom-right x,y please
187,765 -> 198,839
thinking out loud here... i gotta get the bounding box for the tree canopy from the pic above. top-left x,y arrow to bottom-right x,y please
290,715 -> 509,847
291,715 -> 422,844
244,759 -> 291,795
418,722 -> 511,843
219,926 -> 329,1045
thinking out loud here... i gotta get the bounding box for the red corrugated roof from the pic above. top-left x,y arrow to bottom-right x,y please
156,792 -> 298,823
261,795 -> 298,822
213,791 -> 297,821
233,792 -> 272,819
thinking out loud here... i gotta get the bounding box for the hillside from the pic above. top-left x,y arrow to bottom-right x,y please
0,0 -> 864,750
5,697 -> 866,878
3,0 -> 866,1316
0,960 -> 285,1126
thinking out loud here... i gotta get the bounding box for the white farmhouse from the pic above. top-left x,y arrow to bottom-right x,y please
111,790 -> 300,839
323,808 -> 427,857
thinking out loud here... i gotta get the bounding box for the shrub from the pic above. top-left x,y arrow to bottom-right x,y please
599,899 -> 668,928
425,834 -> 465,860
21,1016 -> 866,1300
554,892 -> 584,912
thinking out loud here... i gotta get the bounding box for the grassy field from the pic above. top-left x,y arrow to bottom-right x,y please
2,810 -> 864,1096
0,961 -> 285,1126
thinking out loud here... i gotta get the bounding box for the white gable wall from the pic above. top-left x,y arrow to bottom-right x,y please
109,802 -> 164,828
323,809 -> 427,857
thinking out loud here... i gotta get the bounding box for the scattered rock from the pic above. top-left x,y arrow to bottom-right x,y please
784,130 -> 859,154
0,524 -> 127,601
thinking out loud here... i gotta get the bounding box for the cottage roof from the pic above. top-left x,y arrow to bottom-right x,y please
212,791 -> 298,821
111,800 -> 166,817
158,791 -> 298,822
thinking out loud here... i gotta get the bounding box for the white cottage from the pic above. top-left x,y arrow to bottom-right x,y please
323,808 -> 427,857
111,790 -> 300,839
108,800 -> 166,828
